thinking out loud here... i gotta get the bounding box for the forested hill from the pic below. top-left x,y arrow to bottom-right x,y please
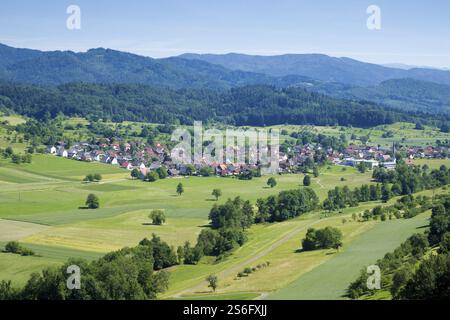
0,82 -> 445,128
0,43 -> 312,89
308,78 -> 450,114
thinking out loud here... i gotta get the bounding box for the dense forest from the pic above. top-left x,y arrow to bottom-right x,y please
1,81 -> 446,128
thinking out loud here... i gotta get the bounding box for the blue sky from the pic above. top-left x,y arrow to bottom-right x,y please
1,0 -> 449,68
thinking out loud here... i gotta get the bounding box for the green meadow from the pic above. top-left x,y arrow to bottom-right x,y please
0,152 -> 376,292
269,210 -> 431,300
272,122 -> 448,148
0,118 -> 448,298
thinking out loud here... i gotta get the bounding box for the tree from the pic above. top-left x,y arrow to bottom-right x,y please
5,241 -> 21,254
176,183 -> 184,196
149,210 -> 166,225
398,253 -> 450,299
313,167 -> 319,178
11,154 -> 21,164
381,183 -> 393,202
357,162 -> 367,173
131,168 -> 140,180
303,175 -> 311,186
93,173 -> 102,182
302,227 -> 343,251
441,123 -> 450,133
83,174 -> 94,183
415,122 -> 424,130
85,194 -> 100,209
184,164 -> 196,176
206,274 -> 218,292
156,166 -> 168,179
212,189 -> 222,201
200,166 -> 214,177
146,171 -> 159,182
0,280 -> 19,300
4,146 -> 13,158
176,246 -> 184,264
267,177 -> 277,188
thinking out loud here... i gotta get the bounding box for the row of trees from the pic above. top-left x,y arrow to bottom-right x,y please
255,188 -> 320,222
358,194 -> 432,222
324,163 -> 450,212
323,184 -> 391,212
373,163 -> 450,194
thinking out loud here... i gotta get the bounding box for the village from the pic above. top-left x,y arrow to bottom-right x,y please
46,138 -> 450,179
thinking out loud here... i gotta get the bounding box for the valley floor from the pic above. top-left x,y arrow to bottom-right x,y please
0,154 -> 448,299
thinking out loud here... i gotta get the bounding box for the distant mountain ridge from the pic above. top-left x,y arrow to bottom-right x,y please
1,43 -> 450,115
2,43 -> 450,88
0,43 -> 312,89
180,53 -> 450,86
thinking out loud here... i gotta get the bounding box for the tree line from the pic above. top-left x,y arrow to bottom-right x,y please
1,81 -> 447,128
323,163 -> 450,212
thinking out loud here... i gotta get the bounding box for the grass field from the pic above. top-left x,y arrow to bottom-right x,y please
1,117 -> 449,298
412,158 -> 450,169
0,253 -> 61,286
0,153 -> 376,291
268,210 -> 431,300
272,122 -> 448,148
0,153 -> 445,297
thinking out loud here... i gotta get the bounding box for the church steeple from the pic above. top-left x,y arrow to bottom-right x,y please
392,142 -> 396,163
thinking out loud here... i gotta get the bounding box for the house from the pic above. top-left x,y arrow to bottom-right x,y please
140,162 -> 148,170
343,158 -> 379,169
139,167 -> 150,180
120,161 -> 133,170
47,146 -> 57,155
81,153 -> 92,162
216,164 -> 228,176
68,149 -> 78,159
149,162 -> 161,170
57,148 -> 68,158
382,160 -> 397,170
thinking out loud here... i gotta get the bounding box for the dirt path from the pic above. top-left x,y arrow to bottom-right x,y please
172,217 -> 331,298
